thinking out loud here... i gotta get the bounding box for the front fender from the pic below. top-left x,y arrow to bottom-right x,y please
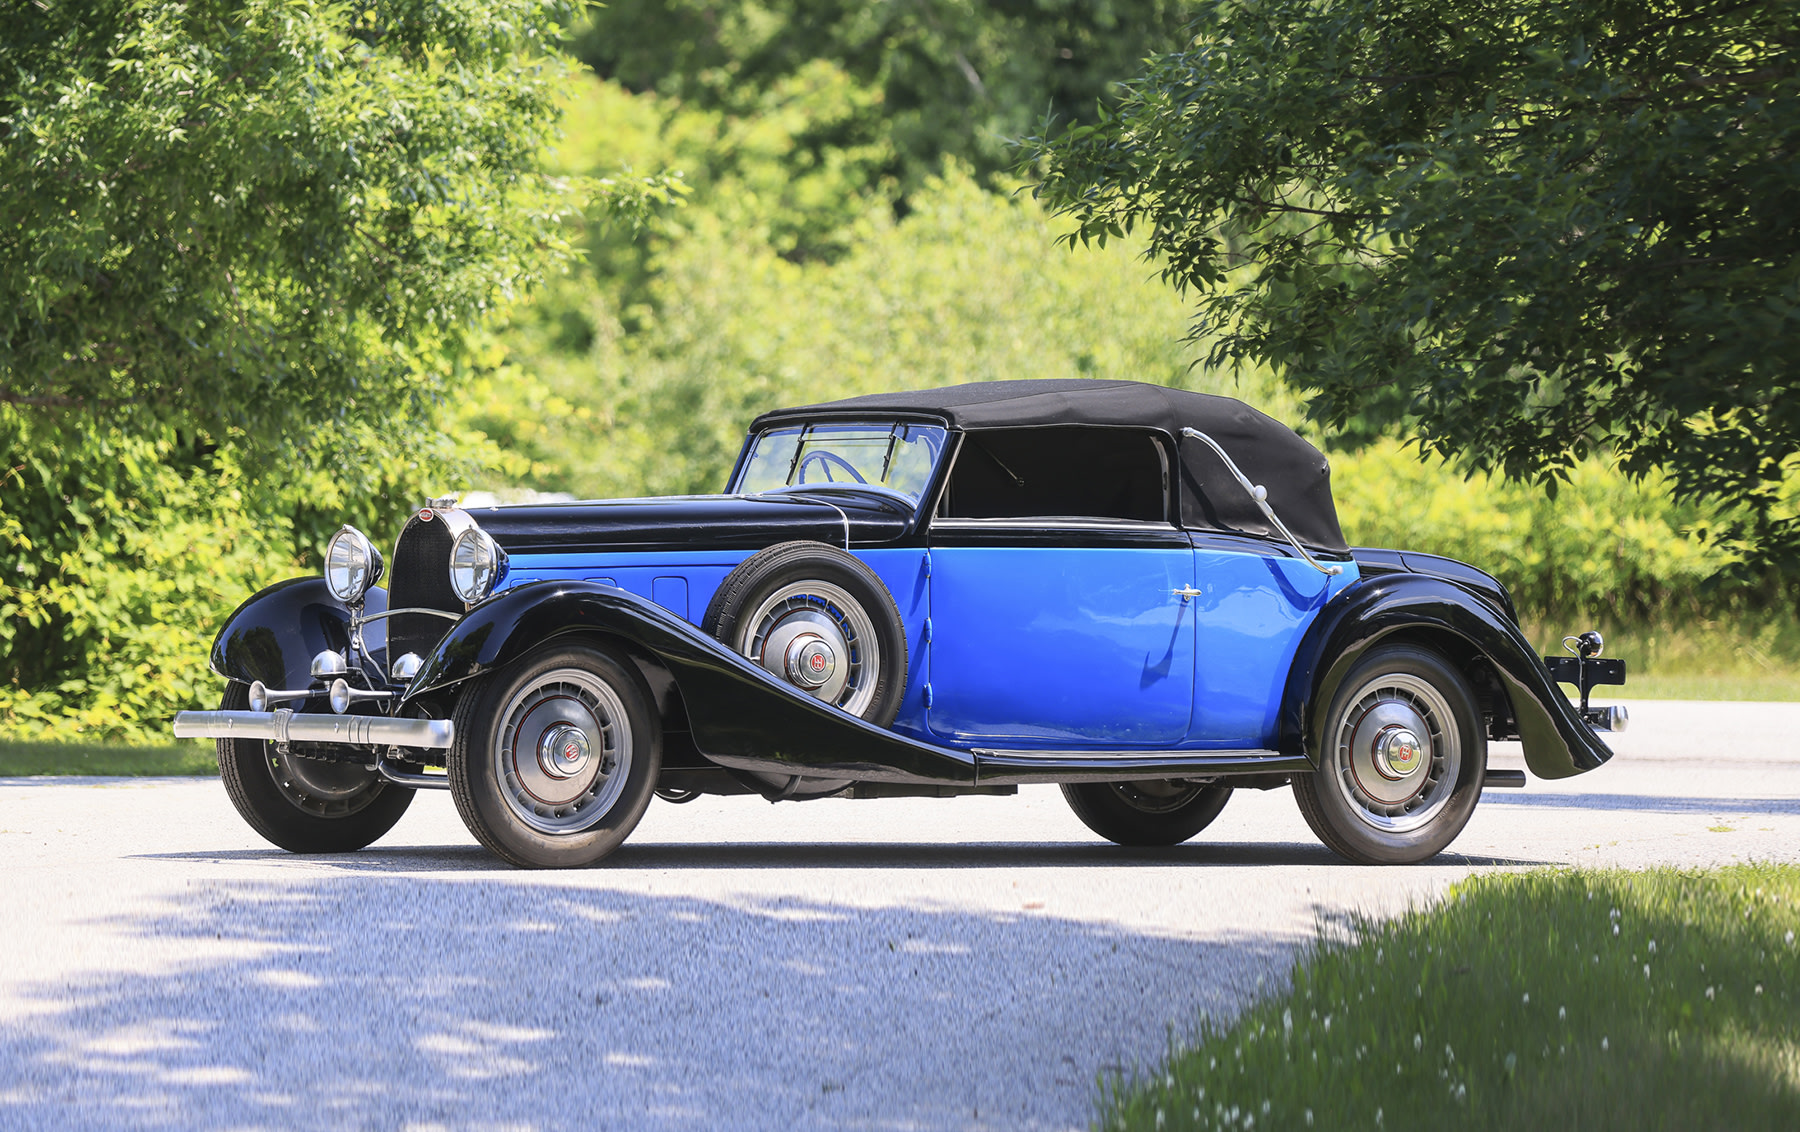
1279,573 -> 1613,780
209,577 -> 388,690
403,580 -> 978,785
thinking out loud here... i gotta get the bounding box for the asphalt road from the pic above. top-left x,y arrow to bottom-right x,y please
2,699 -> 1797,1131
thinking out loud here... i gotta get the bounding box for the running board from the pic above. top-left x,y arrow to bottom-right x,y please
972,749 -> 1309,786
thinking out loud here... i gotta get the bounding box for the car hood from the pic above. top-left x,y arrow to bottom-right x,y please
467,492 -> 914,554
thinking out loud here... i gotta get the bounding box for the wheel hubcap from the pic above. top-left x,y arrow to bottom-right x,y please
784,633 -> 837,689
537,723 -> 593,780
495,670 -> 631,834
740,580 -> 878,716
1330,672 -> 1460,833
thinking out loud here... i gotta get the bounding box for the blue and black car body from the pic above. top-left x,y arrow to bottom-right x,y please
176,379 -> 1624,867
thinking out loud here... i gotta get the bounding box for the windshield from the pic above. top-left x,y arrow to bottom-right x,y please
734,421 -> 948,503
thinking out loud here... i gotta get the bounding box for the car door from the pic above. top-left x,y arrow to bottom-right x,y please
1185,536 -> 1348,746
922,426 -> 1196,746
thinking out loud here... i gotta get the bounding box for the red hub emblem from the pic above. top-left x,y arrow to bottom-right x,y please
809,653 -> 826,672
563,738 -> 583,762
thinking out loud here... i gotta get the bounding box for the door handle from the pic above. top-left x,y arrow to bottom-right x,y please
1172,587 -> 1202,602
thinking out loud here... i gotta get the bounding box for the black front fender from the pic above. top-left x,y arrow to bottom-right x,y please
403,581 -> 979,785
209,578 -> 388,690
1279,573 -> 1613,780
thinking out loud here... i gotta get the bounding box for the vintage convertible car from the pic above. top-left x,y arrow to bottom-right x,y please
174,379 -> 1626,867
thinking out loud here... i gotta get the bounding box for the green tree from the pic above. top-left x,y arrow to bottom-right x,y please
569,0 -> 1200,260
1,0 -> 590,447
1030,0 -> 1800,574
0,0 -> 656,739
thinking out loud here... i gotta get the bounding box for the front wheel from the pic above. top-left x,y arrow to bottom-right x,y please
1060,780 -> 1233,847
448,642 -> 661,868
216,681 -> 414,853
1292,645 -> 1486,864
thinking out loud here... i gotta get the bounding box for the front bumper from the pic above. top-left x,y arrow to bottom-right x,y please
173,708 -> 454,750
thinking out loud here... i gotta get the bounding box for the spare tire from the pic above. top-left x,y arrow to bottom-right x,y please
702,540 -> 908,725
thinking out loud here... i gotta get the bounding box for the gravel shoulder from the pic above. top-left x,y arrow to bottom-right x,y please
1,699 -> 1795,1131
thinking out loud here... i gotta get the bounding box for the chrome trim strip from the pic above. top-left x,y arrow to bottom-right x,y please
972,747 -> 1288,762
1179,426 -> 1345,576
173,709 -> 454,749
971,748 -> 1310,785
930,517 -> 1180,531
353,606 -> 463,626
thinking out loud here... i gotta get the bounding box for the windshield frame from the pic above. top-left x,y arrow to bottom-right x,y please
727,418 -> 950,508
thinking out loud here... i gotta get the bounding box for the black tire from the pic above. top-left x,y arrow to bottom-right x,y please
1060,780 -> 1234,847
448,642 -> 661,868
702,540 -> 908,725
1292,645 -> 1486,864
216,682 -> 414,853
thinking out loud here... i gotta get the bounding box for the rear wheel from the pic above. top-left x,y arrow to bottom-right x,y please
448,642 -> 661,868
216,681 -> 414,853
1292,645 -> 1485,864
1060,780 -> 1233,847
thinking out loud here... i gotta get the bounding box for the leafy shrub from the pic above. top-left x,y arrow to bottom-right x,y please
1332,443 -> 1750,622
0,409 -> 493,742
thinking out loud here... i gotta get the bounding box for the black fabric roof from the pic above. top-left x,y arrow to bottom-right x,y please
752,379 -> 1348,554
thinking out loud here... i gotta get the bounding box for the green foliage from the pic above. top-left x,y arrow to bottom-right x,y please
0,0 -> 593,449
568,0 -> 1201,260
0,407 -> 486,741
1030,0 -> 1800,574
0,2 -> 658,741
502,167 -> 1246,499
1333,443 -> 1742,622
1104,867 -> 1800,1131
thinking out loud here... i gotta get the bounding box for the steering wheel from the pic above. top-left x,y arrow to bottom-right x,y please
795,449 -> 867,484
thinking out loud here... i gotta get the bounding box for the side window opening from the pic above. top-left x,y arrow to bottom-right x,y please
939,427 -> 1169,522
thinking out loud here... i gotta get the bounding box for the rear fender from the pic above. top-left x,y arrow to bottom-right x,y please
209,578 -> 388,691
1278,573 -> 1612,780
403,580 -> 978,785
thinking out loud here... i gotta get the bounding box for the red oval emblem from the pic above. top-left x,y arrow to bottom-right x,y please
419,509 -> 435,522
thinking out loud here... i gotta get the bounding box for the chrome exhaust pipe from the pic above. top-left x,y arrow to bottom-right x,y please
1580,704 -> 1629,733
173,708 -> 454,749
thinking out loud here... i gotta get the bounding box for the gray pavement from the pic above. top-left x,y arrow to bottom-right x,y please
1,699 -> 1796,1131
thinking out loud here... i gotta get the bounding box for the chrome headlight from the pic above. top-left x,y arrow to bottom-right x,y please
324,526 -> 382,604
449,527 -> 505,605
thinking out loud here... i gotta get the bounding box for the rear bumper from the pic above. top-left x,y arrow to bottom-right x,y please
173,709 -> 454,750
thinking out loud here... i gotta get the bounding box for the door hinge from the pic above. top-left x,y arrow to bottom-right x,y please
923,551 -> 932,578
923,617 -> 933,643
923,683 -> 934,708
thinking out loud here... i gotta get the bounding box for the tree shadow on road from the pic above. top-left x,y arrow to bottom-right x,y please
0,873 -> 1308,1131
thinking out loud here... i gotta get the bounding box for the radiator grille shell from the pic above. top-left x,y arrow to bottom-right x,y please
388,514 -> 460,667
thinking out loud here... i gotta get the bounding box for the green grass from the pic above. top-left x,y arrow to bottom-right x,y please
1526,613 -> 1800,702
1102,867 -> 1800,1131
0,737 -> 216,777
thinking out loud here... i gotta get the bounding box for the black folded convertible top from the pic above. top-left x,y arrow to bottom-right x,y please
752,379 -> 1349,554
